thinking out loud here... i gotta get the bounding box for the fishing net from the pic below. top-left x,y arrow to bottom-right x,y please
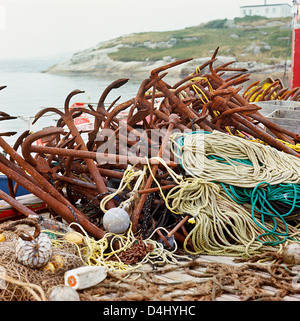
0,221 -> 83,301
1,218 -> 299,301
80,257 -> 300,301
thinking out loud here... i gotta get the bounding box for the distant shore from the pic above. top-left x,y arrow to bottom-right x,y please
46,52 -> 292,88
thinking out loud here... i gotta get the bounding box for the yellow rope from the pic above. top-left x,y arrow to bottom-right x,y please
192,84 -> 210,104
43,223 -> 139,271
217,122 -> 300,153
144,156 -> 284,257
164,177 -> 279,257
277,139 -> 300,152
244,136 -> 300,152
99,165 -> 147,213
43,215 -> 190,272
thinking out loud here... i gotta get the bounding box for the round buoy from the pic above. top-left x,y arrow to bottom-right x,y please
282,242 -> 300,265
48,285 -> 80,301
102,208 -> 130,234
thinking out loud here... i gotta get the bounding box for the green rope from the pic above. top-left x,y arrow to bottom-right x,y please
220,182 -> 300,245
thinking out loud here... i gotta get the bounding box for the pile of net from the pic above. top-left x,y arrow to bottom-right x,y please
0,222 -> 83,301
80,255 -> 300,301
1,217 -> 300,301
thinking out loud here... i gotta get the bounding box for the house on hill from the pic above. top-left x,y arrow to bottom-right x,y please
240,2 -> 292,18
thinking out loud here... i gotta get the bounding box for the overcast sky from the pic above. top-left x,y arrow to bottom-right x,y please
0,0 -> 295,59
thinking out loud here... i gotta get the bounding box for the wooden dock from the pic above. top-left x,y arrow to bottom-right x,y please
1,194 -> 300,302
79,253 -> 300,301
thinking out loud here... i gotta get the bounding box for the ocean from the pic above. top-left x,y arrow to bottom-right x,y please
0,57 -> 144,146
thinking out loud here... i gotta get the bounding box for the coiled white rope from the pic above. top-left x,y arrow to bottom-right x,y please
169,130 -> 300,188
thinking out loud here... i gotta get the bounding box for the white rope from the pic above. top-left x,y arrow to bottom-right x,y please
100,165 -> 147,213
170,130 -> 300,188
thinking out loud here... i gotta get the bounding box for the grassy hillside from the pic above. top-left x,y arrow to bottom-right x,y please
106,16 -> 292,64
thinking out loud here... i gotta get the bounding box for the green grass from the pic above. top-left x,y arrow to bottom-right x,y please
107,16 -> 293,64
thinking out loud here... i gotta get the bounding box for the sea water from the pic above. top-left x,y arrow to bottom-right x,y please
0,57 -> 143,147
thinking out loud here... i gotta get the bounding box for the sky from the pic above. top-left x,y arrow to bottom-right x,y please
0,0 -> 295,59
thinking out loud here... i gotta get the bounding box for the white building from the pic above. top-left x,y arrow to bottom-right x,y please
240,3 -> 292,18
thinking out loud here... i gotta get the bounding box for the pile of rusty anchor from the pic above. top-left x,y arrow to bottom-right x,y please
1,47 -> 300,251
243,78 -> 300,103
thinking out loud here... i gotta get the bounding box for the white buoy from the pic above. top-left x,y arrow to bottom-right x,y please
49,285 -> 80,301
102,207 -> 130,234
282,242 -> 300,264
64,266 -> 107,290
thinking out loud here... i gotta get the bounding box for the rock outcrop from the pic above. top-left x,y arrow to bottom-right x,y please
46,41 -> 291,79
46,16 -> 292,79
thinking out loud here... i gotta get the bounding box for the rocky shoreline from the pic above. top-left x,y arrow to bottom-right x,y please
45,14 -> 293,84
46,46 -> 291,86
45,38 -> 291,86
45,48 -> 291,77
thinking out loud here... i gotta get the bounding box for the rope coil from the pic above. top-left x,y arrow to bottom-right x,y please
170,130 -> 300,188
167,131 -> 300,247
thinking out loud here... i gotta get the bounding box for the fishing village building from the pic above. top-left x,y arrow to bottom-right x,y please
240,2 -> 292,18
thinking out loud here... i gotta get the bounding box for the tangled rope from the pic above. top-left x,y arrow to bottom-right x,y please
44,222 -> 190,272
164,177 -> 287,256
221,182 -> 300,245
80,258 -> 300,301
100,165 -> 147,213
165,130 -> 300,247
170,131 -> 300,188
0,218 -> 190,301
0,228 -> 82,301
145,157 -> 285,256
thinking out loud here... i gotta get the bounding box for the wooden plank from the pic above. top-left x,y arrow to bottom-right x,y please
0,193 -> 46,222
0,193 -> 44,209
216,294 -> 240,301
284,295 -> 300,301
266,117 -> 300,134
197,255 -> 240,266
